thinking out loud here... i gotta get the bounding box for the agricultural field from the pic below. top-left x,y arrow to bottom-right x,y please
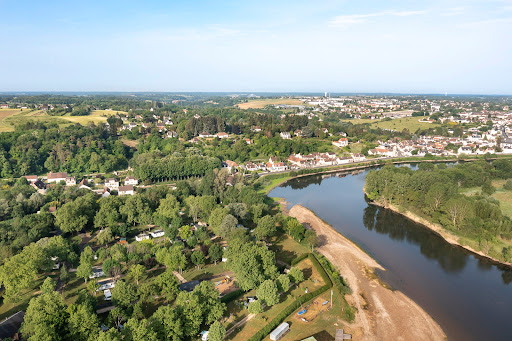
236,98 -> 304,109
61,109 -> 127,125
0,109 -> 127,132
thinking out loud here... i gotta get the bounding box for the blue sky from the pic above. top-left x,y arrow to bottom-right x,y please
1,0 -> 511,94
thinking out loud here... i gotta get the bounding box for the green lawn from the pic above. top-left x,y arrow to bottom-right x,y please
271,234 -> 310,265
182,262 -> 228,281
256,175 -> 293,195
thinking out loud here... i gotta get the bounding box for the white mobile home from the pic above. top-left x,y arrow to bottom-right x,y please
270,322 -> 289,341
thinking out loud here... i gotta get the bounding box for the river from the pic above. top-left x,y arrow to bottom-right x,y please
269,165 -> 512,341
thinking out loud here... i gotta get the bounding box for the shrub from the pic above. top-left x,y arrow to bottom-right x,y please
220,289 -> 244,303
504,180 -> 512,191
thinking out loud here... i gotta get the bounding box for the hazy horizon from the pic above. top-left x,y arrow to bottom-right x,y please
2,0 -> 511,94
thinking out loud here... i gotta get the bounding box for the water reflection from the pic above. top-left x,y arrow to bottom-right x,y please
362,205 -> 469,274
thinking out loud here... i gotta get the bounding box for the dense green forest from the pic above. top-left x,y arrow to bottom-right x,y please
0,123 -> 131,177
365,160 -> 512,261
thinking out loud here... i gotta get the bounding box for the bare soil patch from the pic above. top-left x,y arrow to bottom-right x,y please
288,204 -> 446,341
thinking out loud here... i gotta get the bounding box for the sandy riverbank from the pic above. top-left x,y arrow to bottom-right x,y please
368,198 -> 512,268
288,204 -> 446,341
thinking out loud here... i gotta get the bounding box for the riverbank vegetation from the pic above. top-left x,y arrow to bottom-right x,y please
365,160 -> 512,262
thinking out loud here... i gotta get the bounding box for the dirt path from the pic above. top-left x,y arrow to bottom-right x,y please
289,204 -> 446,341
226,314 -> 256,337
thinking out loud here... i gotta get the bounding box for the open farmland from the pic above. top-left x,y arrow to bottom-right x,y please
0,109 -> 127,131
59,109 -> 127,125
236,98 -> 304,109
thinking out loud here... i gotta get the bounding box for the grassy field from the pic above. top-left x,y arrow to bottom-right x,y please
340,116 -> 441,132
61,110 -> 126,125
340,118 -> 377,125
271,234 -> 310,265
236,99 -> 304,109
0,109 -> 127,132
256,174 -> 293,195
182,262 -> 227,281
461,179 -> 512,218
371,116 -> 441,132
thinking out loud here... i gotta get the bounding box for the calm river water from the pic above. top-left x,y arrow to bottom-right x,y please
269,165 -> 512,341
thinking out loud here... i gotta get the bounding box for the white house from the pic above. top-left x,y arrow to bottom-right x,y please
65,177 -> 76,186
105,178 -> 119,191
352,153 -> 366,162
124,176 -> 138,186
136,233 -> 150,242
118,185 -> 135,196
216,132 -> 229,138
150,230 -> 165,238
280,132 -> 292,139
165,131 -> 178,139
332,138 -> 349,148
245,162 -> 259,172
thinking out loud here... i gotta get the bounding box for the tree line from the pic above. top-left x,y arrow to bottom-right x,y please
365,160 -> 512,261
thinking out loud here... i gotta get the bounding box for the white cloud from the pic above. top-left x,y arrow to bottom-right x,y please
329,9 -> 428,27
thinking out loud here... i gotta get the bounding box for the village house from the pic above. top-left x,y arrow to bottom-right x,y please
216,132 -> 229,138
65,177 -> 76,186
245,162 -> 259,172
266,157 -> 288,172
156,123 -> 166,132
79,179 -> 91,190
352,153 -> 366,162
332,137 -> 349,148
221,160 -> 239,173
165,131 -> 178,139
124,176 -> 138,186
47,172 -> 68,183
105,178 -> 119,191
280,132 -> 292,139
23,175 -> 38,183
118,185 -> 135,196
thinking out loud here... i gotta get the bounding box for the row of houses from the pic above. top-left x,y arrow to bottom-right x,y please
23,172 -> 138,196
224,152 -> 366,174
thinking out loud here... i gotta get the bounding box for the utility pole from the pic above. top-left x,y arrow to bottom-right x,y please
331,289 -> 333,309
